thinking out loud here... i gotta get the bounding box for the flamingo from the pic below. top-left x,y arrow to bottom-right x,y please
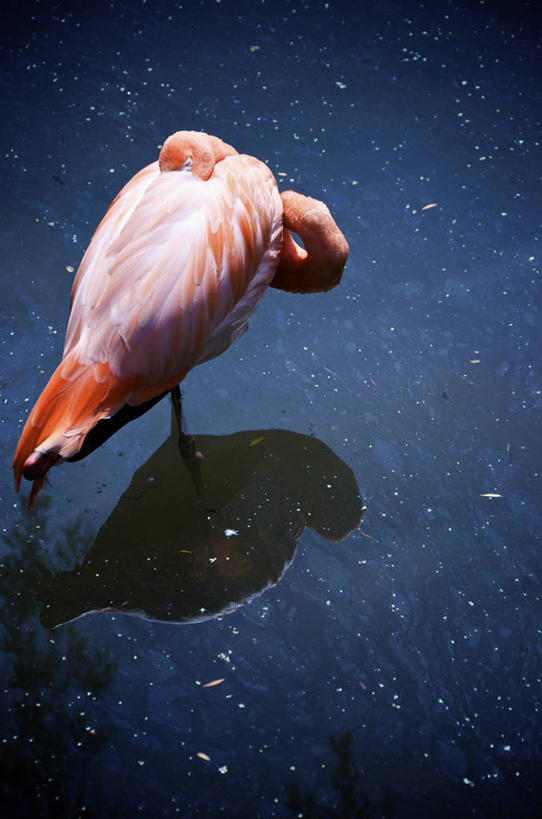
13,131 -> 349,508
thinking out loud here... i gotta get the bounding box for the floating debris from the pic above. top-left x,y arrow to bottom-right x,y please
422,203 -> 438,210
250,435 -> 264,447
197,752 -> 211,761
203,678 -> 225,688
323,365 -> 347,385
480,493 -> 502,499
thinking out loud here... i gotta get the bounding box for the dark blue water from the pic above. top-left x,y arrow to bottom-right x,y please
2,1 -> 541,816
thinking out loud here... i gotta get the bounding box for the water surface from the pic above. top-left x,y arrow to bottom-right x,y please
1,1 -> 540,816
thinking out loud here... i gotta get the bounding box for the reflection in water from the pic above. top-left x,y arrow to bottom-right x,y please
39,428 -> 364,628
285,730 -> 394,818
0,507 -> 117,816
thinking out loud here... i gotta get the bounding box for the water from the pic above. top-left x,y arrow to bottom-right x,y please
2,1 -> 541,816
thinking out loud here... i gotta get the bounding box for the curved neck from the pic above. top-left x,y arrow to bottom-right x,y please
270,190 -> 349,294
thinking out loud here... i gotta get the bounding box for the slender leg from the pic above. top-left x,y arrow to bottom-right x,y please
170,385 -> 204,498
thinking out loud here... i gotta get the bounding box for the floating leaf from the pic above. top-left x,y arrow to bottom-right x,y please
203,678 -> 225,688
197,752 -> 211,761
480,493 -> 502,498
249,45 -> 260,52
422,203 -> 438,210
249,436 -> 264,447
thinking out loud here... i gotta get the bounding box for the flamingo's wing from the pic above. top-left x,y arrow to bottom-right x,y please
13,154 -> 283,501
66,154 -> 283,396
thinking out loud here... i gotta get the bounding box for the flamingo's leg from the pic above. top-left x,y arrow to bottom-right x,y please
170,385 -> 204,498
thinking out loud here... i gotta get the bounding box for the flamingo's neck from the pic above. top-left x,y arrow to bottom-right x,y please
271,190 -> 349,294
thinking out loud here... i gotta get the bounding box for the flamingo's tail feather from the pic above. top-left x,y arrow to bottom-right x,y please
12,353 -> 137,508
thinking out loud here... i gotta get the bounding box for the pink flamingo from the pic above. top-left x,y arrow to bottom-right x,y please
13,131 -> 349,507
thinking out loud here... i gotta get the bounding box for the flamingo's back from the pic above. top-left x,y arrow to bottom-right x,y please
13,151 -> 283,506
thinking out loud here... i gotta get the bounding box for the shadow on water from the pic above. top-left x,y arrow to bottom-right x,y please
285,730 -> 394,819
2,427 -> 363,815
38,427 -> 364,628
0,504 -> 118,816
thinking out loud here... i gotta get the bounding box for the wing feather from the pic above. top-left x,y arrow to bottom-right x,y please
65,153 -> 283,401
14,148 -> 285,505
